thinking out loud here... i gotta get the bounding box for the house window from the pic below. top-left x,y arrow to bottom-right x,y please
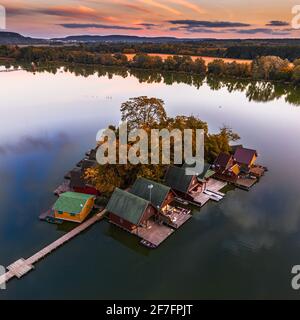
57,211 -> 63,215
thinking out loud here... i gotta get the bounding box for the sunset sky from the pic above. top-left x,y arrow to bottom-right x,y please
1,0 -> 300,38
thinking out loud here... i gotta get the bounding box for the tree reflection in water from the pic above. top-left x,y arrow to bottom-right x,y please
3,62 -> 300,106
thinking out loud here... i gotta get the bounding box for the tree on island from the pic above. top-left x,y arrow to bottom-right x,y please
84,96 -> 240,194
120,96 -> 167,130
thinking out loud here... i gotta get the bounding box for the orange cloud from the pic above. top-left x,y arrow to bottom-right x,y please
138,0 -> 181,16
37,5 -> 100,19
167,0 -> 205,15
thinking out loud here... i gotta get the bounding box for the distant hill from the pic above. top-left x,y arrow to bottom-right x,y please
0,32 -> 47,45
51,34 -> 192,43
0,31 -> 299,46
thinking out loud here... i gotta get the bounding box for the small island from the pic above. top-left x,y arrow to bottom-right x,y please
44,96 -> 267,248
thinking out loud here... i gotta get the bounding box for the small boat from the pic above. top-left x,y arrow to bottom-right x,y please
140,240 -> 157,249
204,190 -> 222,201
46,217 -> 63,225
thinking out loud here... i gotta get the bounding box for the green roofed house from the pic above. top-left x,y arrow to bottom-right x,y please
197,163 -> 216,184
53,192 -> 95,223
164,165 -> 202,199
130,178 -> 176,210
107,188 -> 158,232
165,164 -> 216,202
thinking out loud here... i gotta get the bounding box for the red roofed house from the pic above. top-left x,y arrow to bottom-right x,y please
213,152 -> 234,173
233,147 -> 258,172
212,152 -> 240,181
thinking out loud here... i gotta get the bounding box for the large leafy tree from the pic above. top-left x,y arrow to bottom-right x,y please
251,56 -> 292,80
121,96 -> 167,130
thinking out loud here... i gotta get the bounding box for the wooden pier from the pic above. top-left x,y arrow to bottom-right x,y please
0,210 -> 106,287
192,179 -> 227,207
133,220 -> 175,247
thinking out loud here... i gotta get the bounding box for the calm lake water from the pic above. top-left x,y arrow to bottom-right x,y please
1,65 -> 300,299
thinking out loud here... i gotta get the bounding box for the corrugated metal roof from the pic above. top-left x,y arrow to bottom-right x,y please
130,177 -> 171,209
234,147 -> 257,166
213,152 -> 232,169
53,192 -> 94,215
165,166 -> 194,193
106,188 -> 149,225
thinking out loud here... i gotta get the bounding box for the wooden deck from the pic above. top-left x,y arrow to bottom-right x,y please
249,165 -> 266,177
0,210 -> 106,288
192,193 -> 210,207
236,177 -> 257,190
161,206 -> 192,229
214,173 -> 258,191
134,220 -> 174,247
166,212 -> 192,229
192,179 -> 227,207
206,179 -> 227,194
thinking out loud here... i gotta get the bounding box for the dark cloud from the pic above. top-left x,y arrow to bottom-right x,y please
170,27 -> 222,34
59,23 -> 142,30
266,20 -> 290,27
231,28 -> 290,35
137,23 -> 159,30
168,20 -> 251,28
138,23 -> 158,27
169,24 -> 292,36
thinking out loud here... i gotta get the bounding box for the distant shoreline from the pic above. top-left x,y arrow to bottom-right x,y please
125,53 -> 252,65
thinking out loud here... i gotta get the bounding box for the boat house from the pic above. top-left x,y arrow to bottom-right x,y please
164,165 -> 201,200
53,192 -> 95,223
213,147 -> 266,190
130,177 -> 191,228
212,152 -> 240,182
233,147 -> 258,172
213,152 -> 234,174
130,177 -> 175,210
107,188 -> 175,247
107,188 -> 158,232
68,159 -> 99,196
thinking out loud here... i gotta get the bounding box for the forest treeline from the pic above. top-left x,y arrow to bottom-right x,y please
54,40 -> 300,61
1,45 -> 300,83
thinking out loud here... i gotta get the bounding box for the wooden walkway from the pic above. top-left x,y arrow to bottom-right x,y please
192,179 -> 227,207
0,210 -> 106,287
134,220 -> 174,247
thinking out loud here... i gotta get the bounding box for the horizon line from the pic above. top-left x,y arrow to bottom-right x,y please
0,30 -> 299,41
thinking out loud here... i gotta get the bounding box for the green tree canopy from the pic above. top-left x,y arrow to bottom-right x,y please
121,96 -> 168,130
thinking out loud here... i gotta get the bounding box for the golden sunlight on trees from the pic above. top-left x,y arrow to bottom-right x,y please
121,96 -> 167,130
84,97 -> 240,194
